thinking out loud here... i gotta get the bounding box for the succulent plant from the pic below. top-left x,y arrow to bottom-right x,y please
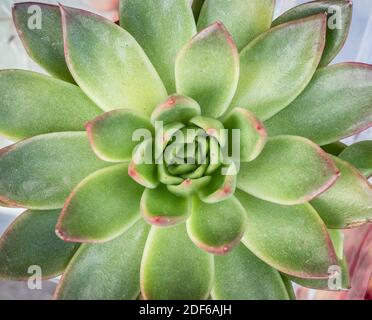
0,0 -> 371,300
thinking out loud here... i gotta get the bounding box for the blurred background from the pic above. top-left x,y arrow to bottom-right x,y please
0,0 -> 371,299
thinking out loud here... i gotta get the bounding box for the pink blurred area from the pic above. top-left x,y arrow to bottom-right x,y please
297,225 -> 372,300
85,0 -> 119,21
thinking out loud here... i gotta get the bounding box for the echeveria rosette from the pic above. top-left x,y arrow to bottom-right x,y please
0,0 -> 371,300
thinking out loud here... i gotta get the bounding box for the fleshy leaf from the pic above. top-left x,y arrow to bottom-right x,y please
0,210 -> 79,280
189,116 -> 226,145
237,136 -> 340,205
289,256 -> 350,290
198,171 -> 236,203
236,190 -> 338,278
167,177 -> 211,197
212,243 -> 290,300
0,70 -> 101,141
151,95 -> 201,126
187,196 -> 246,254
223,108 -> 267,162
0,132 -> 109,209
231,14 -> 326,120
176,22 -> 239,118
129,140 -> 158,189
140,184 -> 190,227
56,164 -> 142,243
60,5 -> 167,114
322,142 -> 347,156
272,0 -> 352,67
197,0 -> 275,51
158,165 -> 184,185
120,0 -> 196,93
12,3 -> 74,83
191,0 -> 204,20
339,141 -> 372,178
265,63 -> 372,145
311,156 -> 372,229
140,223 -> 214,300
86,109 -> 153,163
55,220 -> 149,300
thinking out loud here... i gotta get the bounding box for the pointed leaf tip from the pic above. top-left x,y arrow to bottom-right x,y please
176,21 -> 239,118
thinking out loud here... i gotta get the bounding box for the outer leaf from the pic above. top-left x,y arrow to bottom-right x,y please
120,0 -> 196,93
223,107 -> 267,162
231,14 -> 326,120
140,223 -> 214,300
339,141 -> 372,178
176,22 -> 239,118
289,256 -> 350,290
272,0 -> 352,67
237,136 -> 339,205
86,109 -> 153,163
0,70 -> 101,141
140,185 -> 190,227
151,95 -> 201,126
212,243 -> 290,300
0,132 -> 109,209
187,196 -> 246,254
55,220 -> 149,300
60,5 -> 167,114
0,210 -> 78,280
236,190 -> 338,279
197,0 -> 275,50
12,3 -> 74,83
56,164 -> 142,243
311,156 -> 372,229
265,64 -> 372,145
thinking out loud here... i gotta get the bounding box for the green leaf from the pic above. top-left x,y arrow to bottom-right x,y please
140,184 -> 190,227
322,142 -> 347,156
56,164 -> 142,243
0,132 -> 109,209
167,177 -> 212,197
236,190 -> 338,278
12,3 -> 74,83
129,140 -> 158,189
158,165 -> 184,185
60,5 -> 167,114
265,64 -> 372,145
339,141 -> 372,178
120,0 -> 196,93
289,256 -> 350,290
198,171 -> 236,203
197,0 -> 275,51
0,210 -> 79,280
231,14 -> 326,121
151,95 -> 201,126
223,108 -> 267,162
189,116 -> 226,145
191,0 -> 204,20
272,0 -> 353,67
0,70 -> 101,141
86,109 -> 153,163
212,243 -> 290,300
55,220 -> 149,300
187,196 -> 246,254
237,136 -> 340,205
311,156 -> 372,229
140,223 -> 214,300
176,22 -> 239,118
